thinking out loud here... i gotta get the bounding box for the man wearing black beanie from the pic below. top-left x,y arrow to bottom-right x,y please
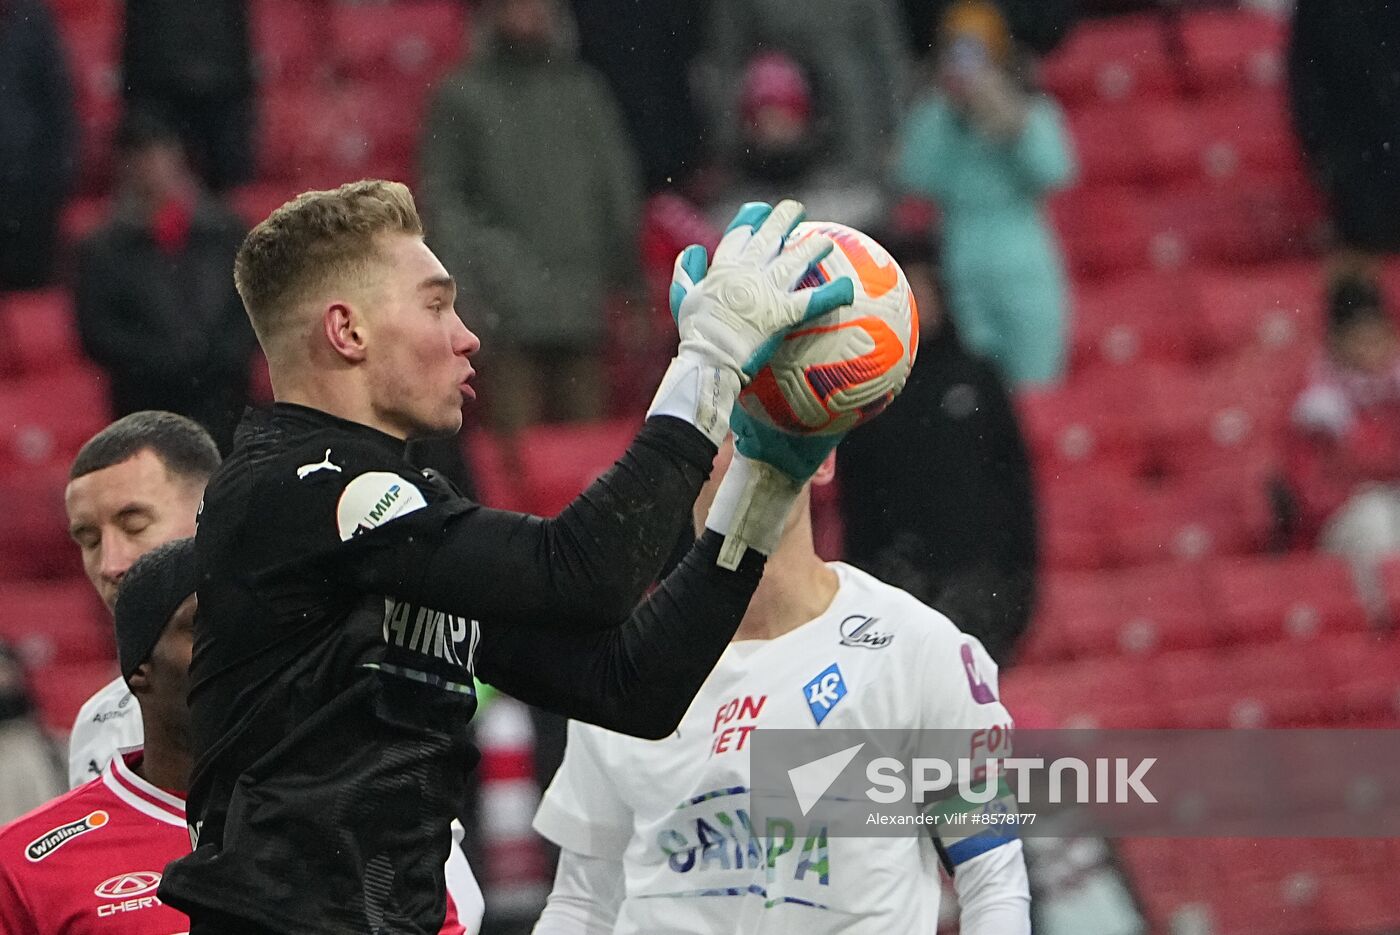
0,538 -> 197,933
112,538 -> 199,794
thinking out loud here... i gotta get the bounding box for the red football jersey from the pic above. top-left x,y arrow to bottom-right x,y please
0,751 -> 189,934
0,750 -> 467,934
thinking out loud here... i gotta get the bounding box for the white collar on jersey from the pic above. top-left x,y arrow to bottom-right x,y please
101,750 -> 186,828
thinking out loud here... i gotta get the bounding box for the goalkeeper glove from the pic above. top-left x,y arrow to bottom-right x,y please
647,199 -> 855,447
706,406 -> 845,569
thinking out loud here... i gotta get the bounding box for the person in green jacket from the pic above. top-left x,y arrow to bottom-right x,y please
420,0 -> 642,433
895,0 -> 1074,387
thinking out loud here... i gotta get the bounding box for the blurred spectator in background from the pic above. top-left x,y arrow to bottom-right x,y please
1286,276 -> 1400,621
839,231 -> 1036,665
571,0 -> 708,193
0,642 -> 64,825
422,0 -> 642,435
706,52 -> 886,235
895,0 -> 1074,387
74,112 -> 254,452
897,0 -> 1077,57
0,0 -> 77,290
1289,0 -> 1400,278
697,0 -> 909,173
122,0 -> 254,192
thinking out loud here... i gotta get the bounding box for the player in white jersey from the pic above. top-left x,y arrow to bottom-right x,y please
64,412 -> 220,789
531,442 -> 1031,934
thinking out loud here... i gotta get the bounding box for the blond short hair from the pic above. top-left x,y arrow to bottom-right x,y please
234,179 -> 424,347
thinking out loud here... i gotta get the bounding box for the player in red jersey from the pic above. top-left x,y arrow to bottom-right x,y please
0,538 -> 466,934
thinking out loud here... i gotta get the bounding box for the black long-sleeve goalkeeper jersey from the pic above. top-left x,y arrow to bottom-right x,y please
158,403 -> 764,934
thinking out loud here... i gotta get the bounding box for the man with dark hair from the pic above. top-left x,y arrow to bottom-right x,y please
63,411 -> 218,788
69,409 -> 223,491
160,182 -> 853,932
0,540 -> 197,933
0,541 -> 468,934
74,110 -> 254,452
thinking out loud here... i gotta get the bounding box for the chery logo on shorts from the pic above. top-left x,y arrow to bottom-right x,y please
25,810 -> 108,862
95,871 -> 162,899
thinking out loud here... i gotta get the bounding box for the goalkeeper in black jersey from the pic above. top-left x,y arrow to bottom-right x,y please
158,181 -> 854,934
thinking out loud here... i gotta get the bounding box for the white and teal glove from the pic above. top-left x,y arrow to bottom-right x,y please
707,406 -> 846,569
646,199 -> 855,447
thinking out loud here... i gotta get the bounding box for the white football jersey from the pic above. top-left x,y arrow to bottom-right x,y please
67,676 -> 142,789
533,563 -> 1015,934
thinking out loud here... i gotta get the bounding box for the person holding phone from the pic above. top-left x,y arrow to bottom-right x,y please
894,0 -> 1075,387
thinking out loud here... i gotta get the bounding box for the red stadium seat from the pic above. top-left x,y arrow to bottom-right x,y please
1378,257 -> 1400,311
0,368 -> 109,472
1065,107 -> 1155,187
1194,263 -> 1325,360
1323,632 -> 1400,724
1070,270 -> 1200,374
1040,15 -> 1177,106
0,467 -> 80,585
465,426 -> 526,512
1049,185 -> 1157,277
251,0 -> 328,86
1144,361 -> 1292,477
1179,8 -> 1288,93
1036,468 -> 1136,572
1194,89 -> 1306,179
228,181 -> 302,229
1018,367 -> 1155,481
1378,557 -> 1400,630
258,84 -> 418,188
0,462 -> 84,581
330,0 -> 467,85
516,419 -> 640,517
58,6 -> 122,194
1207,554 -> 1369,647
999,657 -> 1163,728
0,290 -> 83,378
0,580 -> 110,669
1134,101 -> 1211,184
48,0 -> 120,27
468,419 -> 640,517
29,660 -> 120,736
1035,563 -> 1214,661
1319,872 -> 1400,934
1112,475 -> 1259,566
1204,642 -> 1341,726
1140,177 -> 1324,268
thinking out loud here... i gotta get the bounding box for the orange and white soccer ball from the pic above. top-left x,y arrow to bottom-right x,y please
739,222 -> 919,435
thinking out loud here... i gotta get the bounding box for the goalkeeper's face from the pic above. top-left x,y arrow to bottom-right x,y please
359,234 -> 481,439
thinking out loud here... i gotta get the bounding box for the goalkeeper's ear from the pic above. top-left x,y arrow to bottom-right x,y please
812,450 -> 837,488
